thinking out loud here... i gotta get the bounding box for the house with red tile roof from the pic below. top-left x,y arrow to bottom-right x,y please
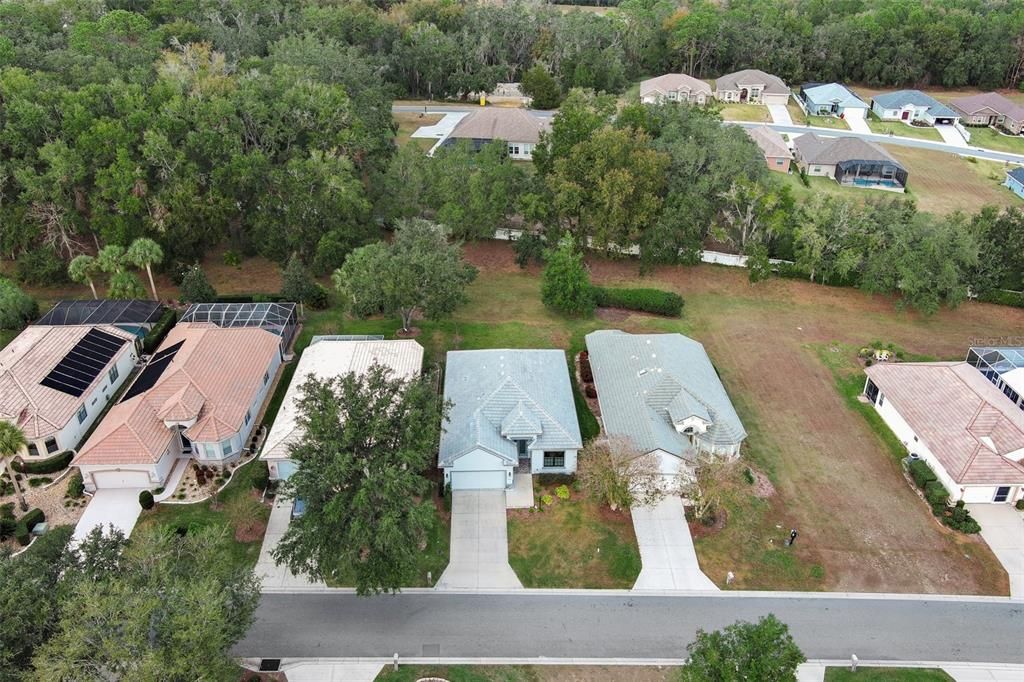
863,362 -> 1024,505
74,322 -> 283,492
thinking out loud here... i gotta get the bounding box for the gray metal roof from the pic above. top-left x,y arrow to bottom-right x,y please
872,90 -> 957,118
438,349 -> 583,466
585,330 -> 747,459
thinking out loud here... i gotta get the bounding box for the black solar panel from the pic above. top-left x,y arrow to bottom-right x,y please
120,340 -> 184,402
39,328 -> 128,398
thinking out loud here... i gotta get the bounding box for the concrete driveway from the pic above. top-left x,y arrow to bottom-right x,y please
72,488 -> 144,543
767,103 -> 793,125
436,490 -> 522,590
846,115 -> 872,134
967,504 -> 1024,597
935,124 -> 968,147
256,497 -> 324,590
631,496 -> 718,591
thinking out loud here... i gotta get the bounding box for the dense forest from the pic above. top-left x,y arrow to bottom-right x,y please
0,0 -> 1023,313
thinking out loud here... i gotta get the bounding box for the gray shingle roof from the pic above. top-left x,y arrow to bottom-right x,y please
746,126 -> 792,159
801,82 -> 867,109
715,69 -> 789,96
794,133 -> 900,166
438,349 -> 582,466
448,108 -> 549,144
949,92 -> 1024,121
640,73 -> 712,98
585,331 -> 746,460
871,90 -> 957,118
1008,167 -> 1024,185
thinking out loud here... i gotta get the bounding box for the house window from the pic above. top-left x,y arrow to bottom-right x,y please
77,405 -> 88,425
812,166 -> 821,173
27,443 -> 39,457
516,439 -> 528,458
205,443 -> 219,459
108,364 -> 119,384
244,409 -> 252,426
508,144 -> 521,156
45,438 -> 58,454
878,392 -> 885,407
263,371 -> 270,386
775,159 -> 784,166
543,451 -> 565,468
221,439 -> 234,457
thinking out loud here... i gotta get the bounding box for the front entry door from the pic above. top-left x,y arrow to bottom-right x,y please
993,486 -> 1011,502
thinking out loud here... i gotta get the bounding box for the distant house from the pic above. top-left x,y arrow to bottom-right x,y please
36,300 -> 165,339
585,331 -> 746,479
261,336 -> 424,482
869,90 -> 958,125
72,307 -> 293,492
864,361 -> 1024,505
0,324 -> 138,460
714,69 -> 790,106
968,347 -> 1024,411
746,126 -> 793,173
1006,167 -> 1024,199
793,133 -> 908,191
438,349 -> 583,490
438,108 -> 550,161
640,73 -> 712,105
798,82 -> 868,120
948,93 -> 1024,135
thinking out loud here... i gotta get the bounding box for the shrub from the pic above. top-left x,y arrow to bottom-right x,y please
591,286 -> 684,317
16,246 -> 66,286
251,462 -> 270,492
555,484 -> 570,500
541,493 -> 554,505
743,467 -> 755,485
0,517 -> 15,541
179,264 -> 217,303
1016,499 -> 1024,511
27,476 -> 52,487
142,308 -> 177,353
513,232 -> 545,268
443,483 -> 452,512
924,480 -> 950,506
0,277 -> 38,330
13,450 -> 73,475
541,236 -> 594,316
15,523 -> 31,546
977,289 -> 1024,308
908,459 -> 937,488
17,508 -> 44,541
584,384 -> 597,399
67,471 -> 85,499
138,490 -> 155,510
307,283 -> 330,310
1,502 -> 14,519
223,250 -> 242,267
943,500 -> 981,534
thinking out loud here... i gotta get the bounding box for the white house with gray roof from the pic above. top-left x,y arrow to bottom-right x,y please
439,349 -> 583,490
585,331 -> 746,475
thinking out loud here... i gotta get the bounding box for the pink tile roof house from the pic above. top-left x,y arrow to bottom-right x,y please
74,323 -> 281,467
865,362 -> 1024,485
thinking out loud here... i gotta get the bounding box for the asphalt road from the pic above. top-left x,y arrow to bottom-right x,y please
391,104 -> 1024,165
235,592 -> 1024,662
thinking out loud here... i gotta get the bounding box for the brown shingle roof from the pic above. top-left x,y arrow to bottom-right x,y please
746,126 -> 792,159
640,73 -> 712,98
794,133 -> 899,166
865,362 -> 1024,485
715,69 -> 789,95
448,108 -> 549,144
0,325 -> 135,440
948,92 -> 1024,121
74,324 -> 280,466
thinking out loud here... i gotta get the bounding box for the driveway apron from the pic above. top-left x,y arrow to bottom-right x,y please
437,490 -> 522,590
967,504 -> 1024,597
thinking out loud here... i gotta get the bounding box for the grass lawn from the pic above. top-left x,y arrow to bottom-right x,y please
507,478 -> 641,588
866,119 -> 943,142
377,665 -> 680,682
807,114 -> 849,130
964,125 -> 1024,155
134,455 -> 270,571
777,171 -> 872,204
786,102 -> 808,124
717,103 -> 771,122
825,668 -> 954,682
884,145 -> 1019,214
393,112 -> 443,152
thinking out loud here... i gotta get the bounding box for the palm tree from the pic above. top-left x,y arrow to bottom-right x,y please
96,244 -> 126,275
0,422 -> 28,512
126,238 -> 164,301
68,254 -> 101,299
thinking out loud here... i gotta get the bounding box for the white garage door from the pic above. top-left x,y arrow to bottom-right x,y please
451,470 -> 506,490
844,107 -> 866,120
92,470 -> 151,489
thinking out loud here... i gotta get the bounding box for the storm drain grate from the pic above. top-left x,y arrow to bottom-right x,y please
421,643 -> 441,657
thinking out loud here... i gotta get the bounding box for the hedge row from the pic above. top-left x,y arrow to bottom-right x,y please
142,308 -> 178,354
591,286 -> 683,317
13,450 -> 73,475
907,459 -> 980,534
14,508 -> 45,546
976,289 -> 1024,308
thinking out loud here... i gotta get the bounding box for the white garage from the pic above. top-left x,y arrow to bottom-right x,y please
450,470 -> 508,490
90,469 -> 152,489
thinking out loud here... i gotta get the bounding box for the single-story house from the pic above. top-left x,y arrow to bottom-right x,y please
870,90 -> 958,125
73,321 -> 283,492
746,126 -> 793,173
948,92 -> 1024,135
0,324 -> 138,459
714,69 -> 790,106
798,82 -> 868,119
967,347 -> 1024,411
438,349 -> 582,490
36,300 -> 165,339
585,331 -> 746,479
864,361 -> 1024,505
640,73 -> 712,105
262,336 -> 424,481
1004,167 -> 1024,199
438,108 -> 550,161
793,133 -> 908,191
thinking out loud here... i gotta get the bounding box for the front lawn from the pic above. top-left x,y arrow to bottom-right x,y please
507,478 -> 641,588
825,668 -> 954,682
717,103 -> 770,122
965,125 -> 1024,154
807,114 -> 849,130
377,665 -> 681,682
393,112 -> 443,152
866,119 -> 943,141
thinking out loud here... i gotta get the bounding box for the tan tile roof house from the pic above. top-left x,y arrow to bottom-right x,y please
639,73 -> 712,105
864,362 -> 1024,504
948,92 -> 1024,135
439,108 -> 550,160
0,324 -> 137,457
714,69 -> 790,105
746,126 -> 793,173
793,133 -> 908,191
74,322 -> 283,491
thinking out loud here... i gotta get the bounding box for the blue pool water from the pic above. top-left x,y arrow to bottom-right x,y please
852,178 -> 899,187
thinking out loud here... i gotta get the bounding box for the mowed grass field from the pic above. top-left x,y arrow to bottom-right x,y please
867,119 -> 943,141
883,145 -> 1019,214
964,125 -> 1024,155
717,102 -> 771,122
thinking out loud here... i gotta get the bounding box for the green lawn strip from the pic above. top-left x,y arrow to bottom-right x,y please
807,114 -> 849,130
964,126 -> 1024,154
825,667 -> 954,682
135,456 -> 268,571
866,119 -> 943,142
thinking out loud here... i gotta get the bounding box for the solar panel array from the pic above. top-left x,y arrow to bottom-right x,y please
39,328 -> 128,398
120,340 -> 185,403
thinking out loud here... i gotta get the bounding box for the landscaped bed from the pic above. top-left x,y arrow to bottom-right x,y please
825,667 -> 953,682
376,664 -> 681,682
507,476 -> 641,588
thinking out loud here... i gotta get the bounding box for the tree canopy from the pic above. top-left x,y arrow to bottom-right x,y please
681,614 -> 806,682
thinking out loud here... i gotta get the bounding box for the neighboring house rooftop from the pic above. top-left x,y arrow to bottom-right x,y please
438,349 -> 582,466
261,336 -> 424,461
1006,167 -> 1024,185
794,133 -> 899,166
715,69 -> 789,95
585,330 -> 746,460
865,362 -> 1024,485
36,300 -> 164,328
746,126 -> 792,159
447,108 -> 550,144
0,325 -> 135,440
949,92 -> 1024,121
640,73 -> 712,98
74,323 -> 281,466
801,82 -> 867,109
872,89 -> 957,118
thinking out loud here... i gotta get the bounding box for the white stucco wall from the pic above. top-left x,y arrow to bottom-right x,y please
528,448 -> 577,475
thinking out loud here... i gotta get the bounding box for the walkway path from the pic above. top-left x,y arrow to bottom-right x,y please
767,103 -> 793,125
968,504 -> 1024,597
631,496 -> 718,591
436,490 -> 522,590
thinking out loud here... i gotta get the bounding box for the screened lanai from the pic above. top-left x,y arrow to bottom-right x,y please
834,158 -> 908,190
967,347 -> 1024,410
180,302 -> 298,352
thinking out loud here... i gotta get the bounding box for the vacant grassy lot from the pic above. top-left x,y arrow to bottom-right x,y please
867,119 -> 943,141
718,103 -> 771,122
964,125 -> 1024,155
825,668 -> 954,682
884,145 -> 1018,214
507,478 -> 641,588
393,111 -> 443,151
851,85 -> 1024,107
377,665 -> 680,682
